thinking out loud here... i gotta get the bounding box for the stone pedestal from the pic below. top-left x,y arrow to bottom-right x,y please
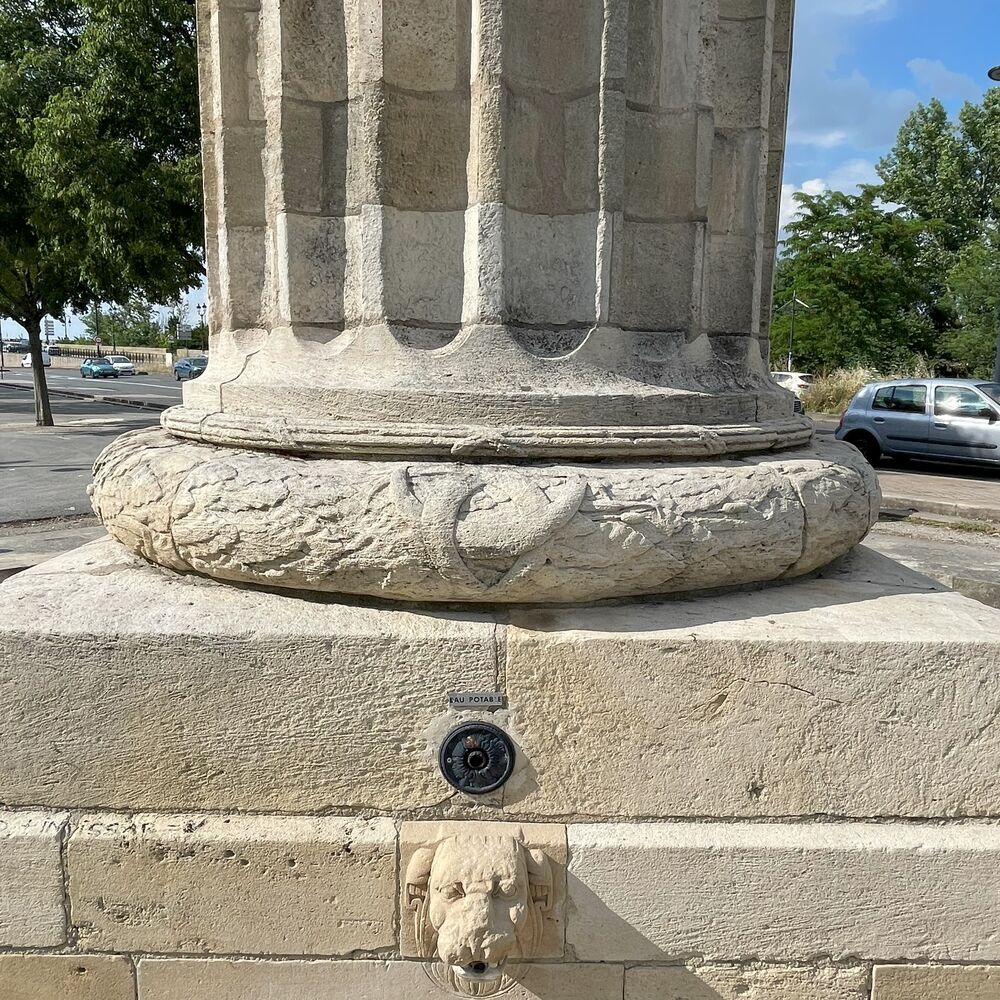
1,543 -> 999,998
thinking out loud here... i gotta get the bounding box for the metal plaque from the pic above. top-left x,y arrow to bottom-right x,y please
448,691 -> 506,711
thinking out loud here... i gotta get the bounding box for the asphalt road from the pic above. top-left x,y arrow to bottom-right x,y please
0,366 -> 183,407
0,392 -> 159,523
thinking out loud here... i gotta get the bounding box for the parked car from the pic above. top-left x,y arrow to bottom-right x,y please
80,357 -> 120,379
104,354 -> 136,376
771,371 -> 814,397
174,356 -> 208,381
837,378 -> 1000,466
20,351 -> 51,368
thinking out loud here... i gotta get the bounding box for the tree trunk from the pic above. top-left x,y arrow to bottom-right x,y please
24,314 -> 53,427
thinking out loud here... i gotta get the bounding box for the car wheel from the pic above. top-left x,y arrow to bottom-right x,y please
847,432 -> 881,466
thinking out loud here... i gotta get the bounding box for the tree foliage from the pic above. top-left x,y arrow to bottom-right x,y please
0,0 -> 201,423
772,188 -> 940,371
774,91 -> 1000,378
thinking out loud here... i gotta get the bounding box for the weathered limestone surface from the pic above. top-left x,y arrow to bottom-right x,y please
567,823 -> 1000,962
504,549 -> 1000,818
625,964 -> 870,1000
187,0 -> 801,448
68,814 -> 396,955
0,812 -> 66,947
137,959 -> 625,999
0,955 -> 135,1000
0,541 -> 496,812
92,429 -> 876,603
4,542 -> 1000,821
872,965 -> 1000,999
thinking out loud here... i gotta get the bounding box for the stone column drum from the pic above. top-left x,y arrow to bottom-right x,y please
91,0 -> 878,603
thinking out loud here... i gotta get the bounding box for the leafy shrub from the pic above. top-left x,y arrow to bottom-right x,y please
802,359 -> 934,414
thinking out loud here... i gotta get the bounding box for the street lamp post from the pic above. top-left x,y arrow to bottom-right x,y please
776,286 -> 813,373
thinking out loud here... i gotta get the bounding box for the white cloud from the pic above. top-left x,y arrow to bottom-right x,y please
907,58 -> 981,102
778,160 -> 880,229
779,179 -> 827,230
786,2 -> 918,152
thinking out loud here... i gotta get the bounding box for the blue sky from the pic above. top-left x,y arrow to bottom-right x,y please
780,0 -> 1000,227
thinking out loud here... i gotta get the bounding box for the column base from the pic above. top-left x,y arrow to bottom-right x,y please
90,427 -> 877,603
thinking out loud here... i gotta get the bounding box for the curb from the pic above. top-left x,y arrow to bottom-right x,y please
0,381 -> 168,413
881,494 -> 1000,524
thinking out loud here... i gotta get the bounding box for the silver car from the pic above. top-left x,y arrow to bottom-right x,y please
836,378 -> 1000,465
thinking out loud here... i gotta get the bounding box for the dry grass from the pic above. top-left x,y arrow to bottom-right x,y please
802,361 -> 934,414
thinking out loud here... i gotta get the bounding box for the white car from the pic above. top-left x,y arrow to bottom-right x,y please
771,371 -> 814,397
104,354 -> 136,375
20,351 -> 51,368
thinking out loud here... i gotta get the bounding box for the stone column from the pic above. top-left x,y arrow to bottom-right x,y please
92,0 -> 878,602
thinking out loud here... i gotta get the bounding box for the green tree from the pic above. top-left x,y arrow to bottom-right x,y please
80,298 -> 163,349
944,228 -> 1000,378
0,0 -> 201,425
771,188 -> 940,371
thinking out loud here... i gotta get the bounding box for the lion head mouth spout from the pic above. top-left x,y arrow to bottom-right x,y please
426,960 -> 516,998
407,831 -> 556,997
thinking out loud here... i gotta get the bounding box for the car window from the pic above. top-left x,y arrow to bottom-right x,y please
872,387 -> 894,410
977,383 -> 1000,405
190,357 -> 207,367
889,385 -> 927,414
935,386 -> 992,419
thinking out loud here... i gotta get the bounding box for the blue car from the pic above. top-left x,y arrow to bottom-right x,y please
80,357 -> 120,379
174,356 -> 208,381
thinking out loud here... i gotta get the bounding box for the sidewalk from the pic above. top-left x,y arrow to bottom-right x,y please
0,517 -> 107,582
878,467 -> 1000,522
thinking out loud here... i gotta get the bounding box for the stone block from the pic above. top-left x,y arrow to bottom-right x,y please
702,233 -> 761,334
504,553 -> 1000,819
68,813 -> 396,955
273,99 -> 325,216
609,220 -> 700,331
711,15 -> 767,129
504,211 -> 599,325
383,0 -> 467,92
568,823 -> 1000,962
626,964 -> 870,1000
399,821 -> 567,959
384,90 -> 470,212
872,965 -> 1000,999
382,208 -> 465,324
506,92 -> 600,215
277,213 -> 347,325
212,7 -> 262,124
0,812 -> 66,948
277,0 -> 349,104
0,541 -> 498,812
624,110 -> 711,221
708,129 -> 766,237
626,0 -> 706,110
504,0 -> 603,93
138,959 -> 624,999
0,955 -> 135,1000
218,223 -> 267,330
218,125 -> 265,228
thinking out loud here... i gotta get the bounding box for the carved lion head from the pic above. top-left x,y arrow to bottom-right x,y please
406,832 -> 554,986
